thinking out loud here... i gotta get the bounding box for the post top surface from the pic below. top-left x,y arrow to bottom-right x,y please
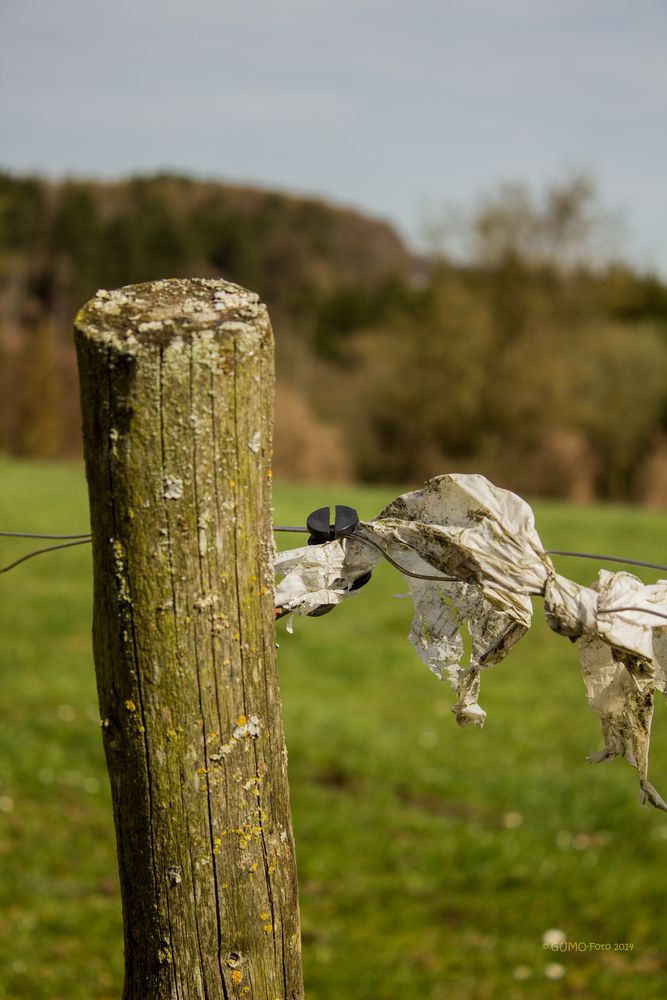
75,278 -> 265,349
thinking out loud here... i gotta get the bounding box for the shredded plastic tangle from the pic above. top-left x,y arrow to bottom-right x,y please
275,474 -> 667,812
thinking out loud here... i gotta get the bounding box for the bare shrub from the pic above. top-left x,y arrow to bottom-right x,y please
638,435 -> 667,507
477,429 -> 600,502
273,382 -> 352,483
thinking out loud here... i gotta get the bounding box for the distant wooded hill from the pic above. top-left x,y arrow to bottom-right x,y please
1,170 -> 667,501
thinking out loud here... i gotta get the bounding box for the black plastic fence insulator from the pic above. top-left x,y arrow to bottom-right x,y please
306,505 -> 360,544
304,505 -> 372,616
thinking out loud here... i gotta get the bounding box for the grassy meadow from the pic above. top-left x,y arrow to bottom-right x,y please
1,459 -> 667,999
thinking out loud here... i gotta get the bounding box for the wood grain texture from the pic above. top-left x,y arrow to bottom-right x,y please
75,278 -> 303,1000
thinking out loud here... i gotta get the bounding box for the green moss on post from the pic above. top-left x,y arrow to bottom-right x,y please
75,279 -> 303,1000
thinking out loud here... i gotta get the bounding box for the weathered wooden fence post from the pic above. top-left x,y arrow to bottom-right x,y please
74,278 -> 303,1000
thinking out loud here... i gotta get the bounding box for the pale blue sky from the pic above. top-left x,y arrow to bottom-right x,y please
1,0 -> 666,271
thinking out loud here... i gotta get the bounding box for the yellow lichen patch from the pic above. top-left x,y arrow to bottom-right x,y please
231,969 -> 243,985
259,911 -> 270,921
125,700 -> 136,712
263,922 -> 273,935
237,715 -> 247,727
248,862 -> 258,875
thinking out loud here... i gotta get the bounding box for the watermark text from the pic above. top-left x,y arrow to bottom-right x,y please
543,941 -> 634,953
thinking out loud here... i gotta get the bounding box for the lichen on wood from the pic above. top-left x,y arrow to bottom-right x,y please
75,278 -> 303,1000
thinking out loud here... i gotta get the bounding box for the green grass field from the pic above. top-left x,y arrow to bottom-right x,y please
1,459 -> 667,999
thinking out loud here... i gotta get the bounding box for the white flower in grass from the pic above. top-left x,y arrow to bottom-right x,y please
542,928 -> 566,947
545,962 -> 566,980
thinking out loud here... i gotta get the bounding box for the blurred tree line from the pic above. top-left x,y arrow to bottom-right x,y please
1,170 -> 666,501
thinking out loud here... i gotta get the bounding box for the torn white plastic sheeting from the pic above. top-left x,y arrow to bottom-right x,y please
370,545 -> 531,728
274,541 -> 348,617
371,472 -> 550,602
580,636 -> 666,811
274,537 -> 380,624
540,568 -> 667,808
361,475 -> 538,727
274,473 -> 667,810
